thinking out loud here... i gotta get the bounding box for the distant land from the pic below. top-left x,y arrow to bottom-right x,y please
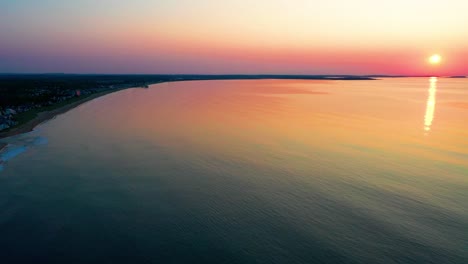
0,73 -> 464,141
0,74 -> 374,140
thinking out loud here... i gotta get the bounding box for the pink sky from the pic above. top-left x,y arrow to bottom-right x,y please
1,0 -> 467,75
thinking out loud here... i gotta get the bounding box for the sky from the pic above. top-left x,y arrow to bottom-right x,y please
1,0 -> 468,75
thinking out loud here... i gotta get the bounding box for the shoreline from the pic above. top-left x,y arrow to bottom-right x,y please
0,76 -> 377,142
0,85 -> 145,141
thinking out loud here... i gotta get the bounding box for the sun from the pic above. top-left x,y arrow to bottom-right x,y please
429,54 -> 442,65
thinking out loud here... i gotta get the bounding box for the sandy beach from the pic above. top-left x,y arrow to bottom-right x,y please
0,76 -> 372,142
0,87 -> 135,141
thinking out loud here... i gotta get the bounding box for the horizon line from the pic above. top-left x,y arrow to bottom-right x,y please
0,73 -> 466,78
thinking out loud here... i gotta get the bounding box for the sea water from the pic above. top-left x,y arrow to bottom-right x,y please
0,78 -> 467,263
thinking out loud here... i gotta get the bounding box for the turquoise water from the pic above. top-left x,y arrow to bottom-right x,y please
0,78 -> 467,263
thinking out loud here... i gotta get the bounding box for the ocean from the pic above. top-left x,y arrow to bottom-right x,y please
0,78 -> 467,263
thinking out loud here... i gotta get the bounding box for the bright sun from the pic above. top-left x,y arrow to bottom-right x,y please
429,54 -> 442,65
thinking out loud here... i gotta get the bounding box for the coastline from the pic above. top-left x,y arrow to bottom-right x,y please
0,86 -> 144,141
0,76 -> 376,142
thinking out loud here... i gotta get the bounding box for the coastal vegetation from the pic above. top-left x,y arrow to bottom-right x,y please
0,74 -> 374,137
0,74 -> 170,133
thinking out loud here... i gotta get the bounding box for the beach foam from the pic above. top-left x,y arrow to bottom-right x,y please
0,136 -> 48,172
0,146 -> 28,162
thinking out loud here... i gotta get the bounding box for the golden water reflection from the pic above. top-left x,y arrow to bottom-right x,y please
424,77 -> 437,132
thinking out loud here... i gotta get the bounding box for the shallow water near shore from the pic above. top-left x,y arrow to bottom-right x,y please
0,78 -> 467,263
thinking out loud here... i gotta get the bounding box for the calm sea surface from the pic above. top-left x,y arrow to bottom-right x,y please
1,78 -> 467,263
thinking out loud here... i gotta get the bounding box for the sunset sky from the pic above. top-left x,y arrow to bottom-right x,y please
1,0 -> 467,75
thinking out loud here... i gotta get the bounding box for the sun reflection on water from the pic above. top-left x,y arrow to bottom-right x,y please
424,77 -> 437,133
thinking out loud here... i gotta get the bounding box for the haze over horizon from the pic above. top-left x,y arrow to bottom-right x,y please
1,0 -> 468,75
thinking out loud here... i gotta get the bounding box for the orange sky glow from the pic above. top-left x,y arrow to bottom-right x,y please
1,0 -> 467,75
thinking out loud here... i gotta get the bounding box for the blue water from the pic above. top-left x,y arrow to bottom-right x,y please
0,79 -> 467,263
